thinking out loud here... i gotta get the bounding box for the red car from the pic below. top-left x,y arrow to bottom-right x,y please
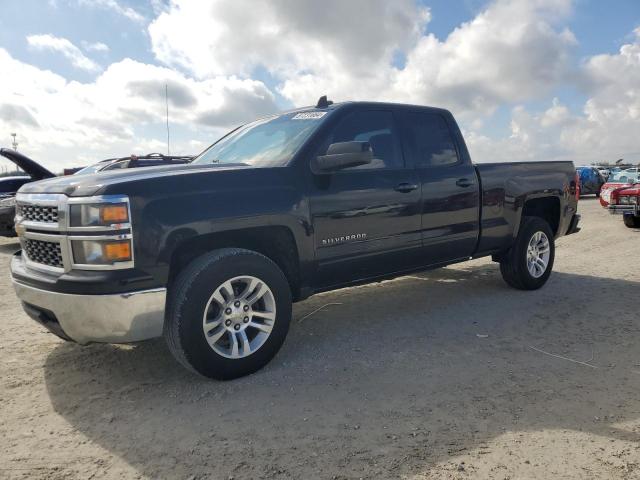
608,183 -> 640,228
599,170 -> 640,207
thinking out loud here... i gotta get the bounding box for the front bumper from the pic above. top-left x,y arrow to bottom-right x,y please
13,279 -> 166,344
609,204 -> 639,215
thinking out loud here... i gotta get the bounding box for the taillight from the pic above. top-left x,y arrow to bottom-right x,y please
610,190 -> 619,205
574,171 -> 580,200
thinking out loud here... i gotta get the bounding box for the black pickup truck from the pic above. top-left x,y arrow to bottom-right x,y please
10,99 -> 580,379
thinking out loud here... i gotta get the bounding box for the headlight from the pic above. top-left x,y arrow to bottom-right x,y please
0,196 -> 16,208
68,196 -> 133,268
69,202 -> 129,227
71,239 -> 132,265
631,196 -> 638,204
619,195 -> 629,204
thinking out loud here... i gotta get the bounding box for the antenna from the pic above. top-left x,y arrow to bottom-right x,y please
165,84 -> 170,155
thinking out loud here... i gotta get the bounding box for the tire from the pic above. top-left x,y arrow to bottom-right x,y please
623,215 -> 640,228
164,248 -> 292,380
499,216 -> 555,290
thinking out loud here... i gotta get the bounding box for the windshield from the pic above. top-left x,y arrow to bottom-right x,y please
607,171 -> 640,183
192,111 -> 328,167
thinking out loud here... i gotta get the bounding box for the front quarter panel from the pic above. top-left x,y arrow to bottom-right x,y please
99,167 -> 311,286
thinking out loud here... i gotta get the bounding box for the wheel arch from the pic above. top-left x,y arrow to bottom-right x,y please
168,225 -> 302,300
518,196 -> 561,237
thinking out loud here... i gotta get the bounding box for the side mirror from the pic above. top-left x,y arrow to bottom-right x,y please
311,141 -> 373,174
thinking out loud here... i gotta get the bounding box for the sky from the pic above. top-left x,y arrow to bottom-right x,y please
0,0 -> 639,172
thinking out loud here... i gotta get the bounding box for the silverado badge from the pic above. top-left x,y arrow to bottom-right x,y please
321,233 -> 367,246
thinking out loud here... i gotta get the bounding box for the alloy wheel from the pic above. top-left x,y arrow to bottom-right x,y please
526,231 -> 550,278
201,275 -> 276,359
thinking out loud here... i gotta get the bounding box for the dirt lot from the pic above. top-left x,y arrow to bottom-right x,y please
1,197 -> 639,479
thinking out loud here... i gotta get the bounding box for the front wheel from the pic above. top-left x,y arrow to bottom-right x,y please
623,215 -> 640,228
164,248 -> 292,380
499,216 -> 555,290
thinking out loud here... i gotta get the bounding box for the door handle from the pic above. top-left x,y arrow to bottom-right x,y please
395,183 -> 418,193
456,178 -> 473,188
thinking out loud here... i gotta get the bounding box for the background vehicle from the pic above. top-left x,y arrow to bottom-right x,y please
608,183 -> 640,228
576,166 -> 606,196
599,170 -> 640,207
73,153 -> 193,175
10,100 -> 580,380
0,149 -> 55,236
0,175 -> 31,191
597,168 -> 610,181
0,151 -> 192,236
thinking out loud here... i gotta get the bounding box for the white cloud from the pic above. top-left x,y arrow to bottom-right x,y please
0,48 -> 278,169
560,28 -> 640,163
81,41 -> 110,53
148,0 -> 576,119
466,28 -> 640,164
540,98 -> 570,128
5,0 -> 640,169
27,34 -> 101,72
149,0 -> 428,80
77,0 -> 145,23
390,0 -> 576,117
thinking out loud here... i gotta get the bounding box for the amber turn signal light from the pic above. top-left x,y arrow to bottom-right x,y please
103,241 -> 132,262
100,204 -> 129,224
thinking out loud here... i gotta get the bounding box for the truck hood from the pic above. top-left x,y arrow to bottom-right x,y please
616,185 -> 640,196
18,162 -> 252,197
0,148 -> 55,180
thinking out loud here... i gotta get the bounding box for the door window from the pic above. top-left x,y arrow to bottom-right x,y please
405,112 -> 459,167
323,111 -> 403,170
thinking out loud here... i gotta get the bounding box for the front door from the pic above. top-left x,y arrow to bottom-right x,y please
308,109 -> 422,288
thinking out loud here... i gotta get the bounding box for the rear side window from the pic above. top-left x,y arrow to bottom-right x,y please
405,112 -> 459,167
324,110 -> 403,170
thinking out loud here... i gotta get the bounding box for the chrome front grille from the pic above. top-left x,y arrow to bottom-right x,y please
18,204 -> 59,223
15,193 -> 134,273
23,239 -> 64,268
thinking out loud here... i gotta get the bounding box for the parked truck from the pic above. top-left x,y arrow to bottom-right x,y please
10,99 -> 581,379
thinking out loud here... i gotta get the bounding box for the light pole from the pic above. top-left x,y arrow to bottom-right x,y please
10,133 -> 19,173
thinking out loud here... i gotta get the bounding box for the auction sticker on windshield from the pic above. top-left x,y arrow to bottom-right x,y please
292,112 -> 327,120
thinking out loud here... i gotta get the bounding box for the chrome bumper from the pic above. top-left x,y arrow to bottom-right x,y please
609,205 -> 639,215
12,280 -> 166,344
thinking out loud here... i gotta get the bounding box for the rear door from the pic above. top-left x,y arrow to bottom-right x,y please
308,109 -> 423,287
401,110 -> 479,264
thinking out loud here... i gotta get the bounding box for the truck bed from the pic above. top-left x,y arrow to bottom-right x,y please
474,161 -> 577,255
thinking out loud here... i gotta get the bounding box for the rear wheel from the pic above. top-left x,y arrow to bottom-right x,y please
164,248 -> 292,380
623,215 -> 640,228
500,216 -> 555,290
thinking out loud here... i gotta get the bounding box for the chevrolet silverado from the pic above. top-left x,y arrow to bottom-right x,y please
10,98 -> 581,379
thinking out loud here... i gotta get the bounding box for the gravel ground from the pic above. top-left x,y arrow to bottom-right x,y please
1,197 -> 639,479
